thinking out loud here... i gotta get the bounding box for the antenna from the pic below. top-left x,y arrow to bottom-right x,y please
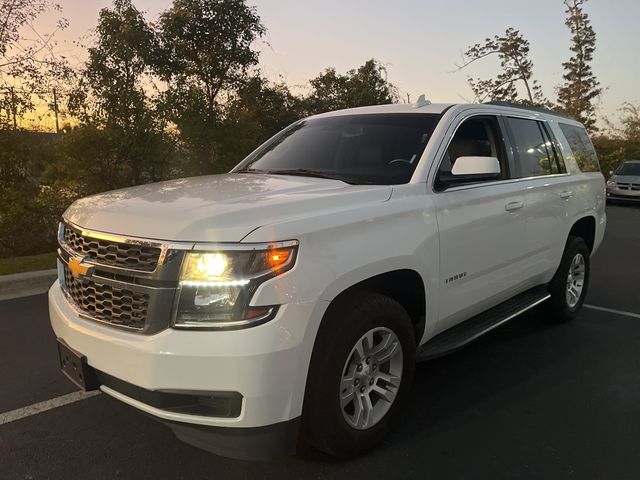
413,94 -> 431,108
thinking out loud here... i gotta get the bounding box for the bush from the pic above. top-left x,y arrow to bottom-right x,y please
0,131 -> 69,258
46,124 -> 183,196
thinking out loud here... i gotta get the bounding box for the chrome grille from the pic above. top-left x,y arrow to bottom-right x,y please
63,266 -> 149,330
616,182 -> 640,191
63,225 -> 161,272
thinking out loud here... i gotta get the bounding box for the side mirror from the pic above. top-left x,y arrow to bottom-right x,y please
609,170 -> 614,176
451,157 -> 500,181
435,156 -> 502,191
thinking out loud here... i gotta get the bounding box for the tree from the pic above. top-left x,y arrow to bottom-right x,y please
216,75 -> 303,170
0,1 -> 72,256
592,102 -> 640,176
458,28 -> 548,106
58,0 -> 178,191
157,0 -> 265,173
304,59 -> 398,114
0,0 -> 67,70
74,0 -> 157,129
158,0 -> 264,114
618,102 -> 640,142
557,0 -> 601,131
0,0 -> 71,129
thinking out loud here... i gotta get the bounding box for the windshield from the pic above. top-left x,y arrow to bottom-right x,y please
233,113 -> 442,185
616,162 -> 640,176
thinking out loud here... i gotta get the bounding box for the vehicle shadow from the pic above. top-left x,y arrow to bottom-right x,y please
292,306 -> 593,466
391,308 -> 583,437
4,307 -> 603,480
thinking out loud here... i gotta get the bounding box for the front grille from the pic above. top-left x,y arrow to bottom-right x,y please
616,182 -> 640,191
63,266 -> 149,330
63,225 -> 161,272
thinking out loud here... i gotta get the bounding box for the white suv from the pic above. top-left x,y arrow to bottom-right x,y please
50,101 -> 606,460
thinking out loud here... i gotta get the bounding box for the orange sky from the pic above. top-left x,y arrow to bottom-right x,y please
20,0 -> 640,132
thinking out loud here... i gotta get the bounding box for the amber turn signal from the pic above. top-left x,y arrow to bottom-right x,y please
267,249 -> 291,270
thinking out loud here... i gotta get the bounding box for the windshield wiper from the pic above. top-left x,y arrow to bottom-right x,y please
237,168 -> 364,185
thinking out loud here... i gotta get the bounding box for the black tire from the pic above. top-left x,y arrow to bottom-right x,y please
301,291 -> 416,458
546,236 -> 590,322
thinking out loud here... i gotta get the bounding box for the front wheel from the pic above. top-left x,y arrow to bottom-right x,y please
301,292 -> 415,458
546,236 -> 590,322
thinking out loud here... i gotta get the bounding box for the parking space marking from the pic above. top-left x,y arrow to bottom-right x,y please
0,391 -> 100,426
584,304 -> 640,319
1,304 -> 634,429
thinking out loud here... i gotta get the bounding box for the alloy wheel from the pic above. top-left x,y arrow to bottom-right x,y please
340,327 -> 403,430
566,253 -> 586,308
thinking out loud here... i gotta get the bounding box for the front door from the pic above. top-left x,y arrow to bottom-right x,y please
432,115 -> 528,333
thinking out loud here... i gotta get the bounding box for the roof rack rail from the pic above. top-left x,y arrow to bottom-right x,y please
484,101 -> 575,120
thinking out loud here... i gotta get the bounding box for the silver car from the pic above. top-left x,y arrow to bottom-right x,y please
606,160 -> 640,202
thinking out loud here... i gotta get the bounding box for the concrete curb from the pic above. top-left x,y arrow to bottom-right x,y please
0,269 -> 57,301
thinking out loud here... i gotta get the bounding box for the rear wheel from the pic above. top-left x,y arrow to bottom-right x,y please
546,236 -> 590,322
302,291 -> 415,458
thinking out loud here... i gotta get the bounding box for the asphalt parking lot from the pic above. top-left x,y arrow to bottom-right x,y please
1,205 -> 639,479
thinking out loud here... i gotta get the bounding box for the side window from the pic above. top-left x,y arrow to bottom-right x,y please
558,123 -> 600,172
435,116 -> 509,189
507,117 -> 563,178
539,124 -> 566,174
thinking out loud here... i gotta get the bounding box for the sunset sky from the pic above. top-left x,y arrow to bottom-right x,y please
30,0 -> 640,130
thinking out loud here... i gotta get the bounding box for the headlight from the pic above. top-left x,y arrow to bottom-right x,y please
172,241 -> 298,330
606,179 -> 616,187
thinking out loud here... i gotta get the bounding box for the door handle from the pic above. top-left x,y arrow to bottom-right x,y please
560,190 -> 574,199
505,201 -> 524,212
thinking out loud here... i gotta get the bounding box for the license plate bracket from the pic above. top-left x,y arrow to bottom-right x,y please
57,340 -> 99,391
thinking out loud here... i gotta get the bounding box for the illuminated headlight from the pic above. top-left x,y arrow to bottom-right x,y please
172,241 -> 298,330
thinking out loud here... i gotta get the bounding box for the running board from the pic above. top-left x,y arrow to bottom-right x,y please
416,285 -> 550,361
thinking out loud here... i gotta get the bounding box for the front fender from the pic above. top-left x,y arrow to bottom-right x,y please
244,184 -> 441,341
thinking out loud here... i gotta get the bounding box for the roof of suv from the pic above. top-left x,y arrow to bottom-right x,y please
314,103 -> 455,118
312,101 -> 578,123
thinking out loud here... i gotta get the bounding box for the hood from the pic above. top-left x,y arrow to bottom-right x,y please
64,174 -> 393,242
612,174 -> 640,184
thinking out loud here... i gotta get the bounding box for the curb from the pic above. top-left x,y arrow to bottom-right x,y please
0,269 -> 57,301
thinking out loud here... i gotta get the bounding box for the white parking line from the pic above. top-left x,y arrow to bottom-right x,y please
2,303 -> 636,427
584,304 -> 640,319
0,390 -> 100,426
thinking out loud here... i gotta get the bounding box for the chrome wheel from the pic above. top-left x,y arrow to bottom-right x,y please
340,327 -> 403,430
566,253 -> 586,308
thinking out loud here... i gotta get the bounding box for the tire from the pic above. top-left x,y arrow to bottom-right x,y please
301,291 -> 416,458
546,236 -> 590,322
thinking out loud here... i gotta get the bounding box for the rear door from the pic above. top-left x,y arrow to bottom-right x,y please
503,116 -> 572,283
432,114 -> 529,333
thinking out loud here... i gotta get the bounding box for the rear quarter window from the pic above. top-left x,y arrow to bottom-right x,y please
506,117 -> 566,177
558,123 -> 600,172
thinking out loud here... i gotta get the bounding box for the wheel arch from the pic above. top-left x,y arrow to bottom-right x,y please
321,269 -> 427,344
568,215 -> 596,252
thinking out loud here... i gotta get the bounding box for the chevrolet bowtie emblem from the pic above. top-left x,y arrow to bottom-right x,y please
68,256 -> 93,279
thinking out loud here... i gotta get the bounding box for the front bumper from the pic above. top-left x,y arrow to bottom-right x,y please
49,282 -> 328,458
606,187 -> 640,201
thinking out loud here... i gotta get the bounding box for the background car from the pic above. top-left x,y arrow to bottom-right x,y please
606,160 -> 640,203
